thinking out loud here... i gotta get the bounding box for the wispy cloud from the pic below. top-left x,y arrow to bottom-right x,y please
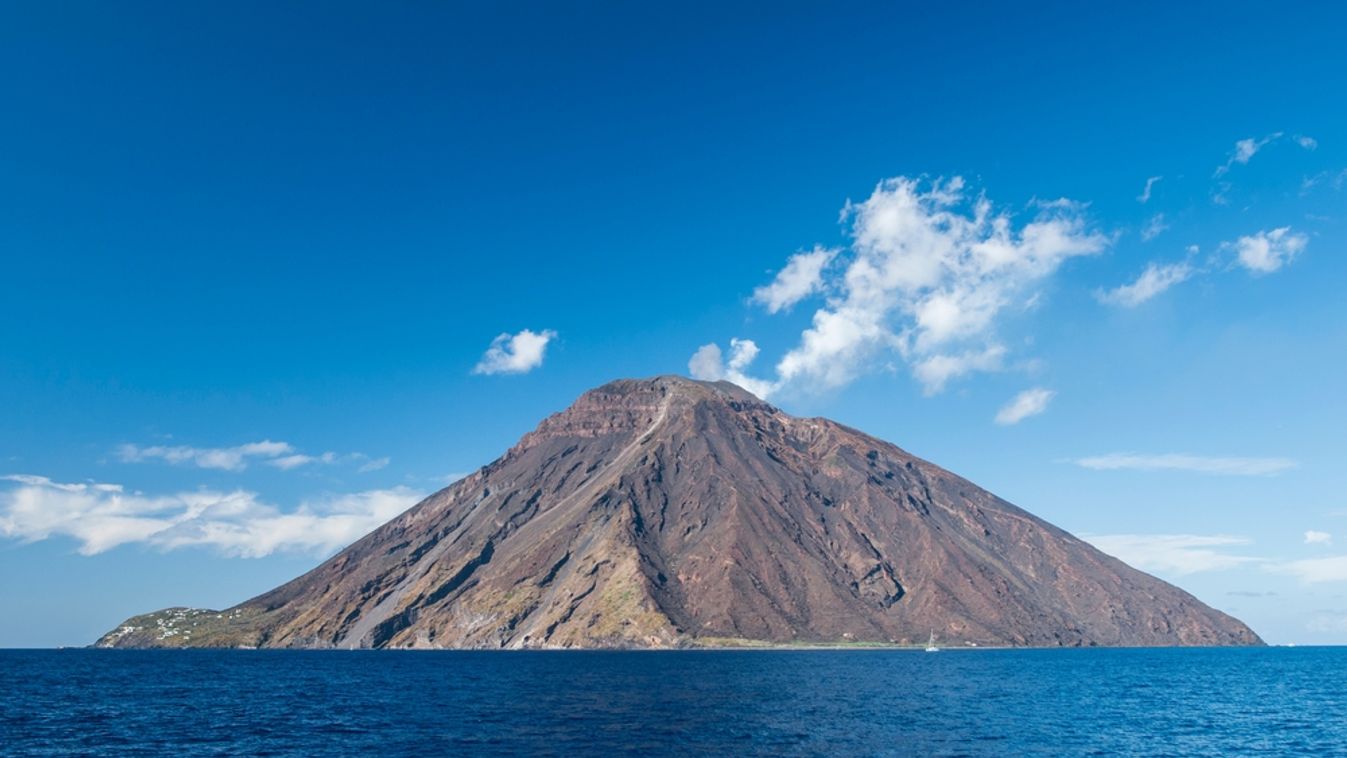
1305,530 -> 1333,546
118,441 -> 385,473
694,176 -> 1108,397
1269,556 -> 1347,584
1084,533 -> 1259,575
1228,227 -> 1308,275
266,452 -> 336,471
1099,226 -> 1304,309
910,345 -> 1007,396
1214,132 -> 1283,177
1073,453 -> 1298,476
268,452 -> 388,472
995,387 -> 1055,425
1136,176 -> 1162,203
1300,168 -> 1347,195
1211,181 -> 1233,206
1140,213 -> 1169,242
117,441 -> 293,471
1096,261 -> 1194,308
356,457 -> 390,473
473,328 -> 556,375
752,246 -> 836,314
1210,132 -> 1316,203
0,474 -> 424,557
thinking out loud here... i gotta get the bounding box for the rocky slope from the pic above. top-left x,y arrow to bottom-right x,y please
97,376 -> 1262,649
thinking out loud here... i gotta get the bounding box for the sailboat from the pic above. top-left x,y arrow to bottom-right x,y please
924,631 -> 939,652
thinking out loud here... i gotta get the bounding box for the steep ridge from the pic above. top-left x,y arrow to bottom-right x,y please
97,376 -> 1262,649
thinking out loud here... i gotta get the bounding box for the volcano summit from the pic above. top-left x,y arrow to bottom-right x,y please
98,376 -> 1260,649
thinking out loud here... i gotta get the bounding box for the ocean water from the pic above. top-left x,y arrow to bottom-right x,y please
2,647 -> 1344,756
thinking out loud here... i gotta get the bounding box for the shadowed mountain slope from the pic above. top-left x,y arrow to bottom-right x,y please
97,376 -> 1261,649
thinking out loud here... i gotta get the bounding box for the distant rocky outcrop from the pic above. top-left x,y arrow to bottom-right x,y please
97,376 -> 1262,649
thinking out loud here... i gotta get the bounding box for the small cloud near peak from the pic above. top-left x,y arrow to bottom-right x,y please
687,339 -> 776,399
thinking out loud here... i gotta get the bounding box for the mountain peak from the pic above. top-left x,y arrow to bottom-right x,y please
588,375 -> 768,404
96,377 -> 1262,650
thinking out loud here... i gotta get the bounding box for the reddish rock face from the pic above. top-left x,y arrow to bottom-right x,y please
97,376 -> 1262,649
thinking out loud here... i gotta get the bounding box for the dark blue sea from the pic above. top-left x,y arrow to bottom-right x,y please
2,647 -> 1345,756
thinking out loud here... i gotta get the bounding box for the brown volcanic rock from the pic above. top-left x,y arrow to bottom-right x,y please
96,376 -> 1262,649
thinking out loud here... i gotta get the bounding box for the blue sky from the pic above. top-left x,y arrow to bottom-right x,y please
2,2 -> 1346,647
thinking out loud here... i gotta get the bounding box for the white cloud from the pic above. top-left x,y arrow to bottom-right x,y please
1073,453 -> 1297,476
1229,227 -> 1308,274
1099,227 -> 1300,308
1085,533 -> 1258,575
1137,176 -> 1162,203
1301,168 -> 1347,195
1,474 -> 123,493
1211,181 -> 1232,206
1295,135 -> 1318,150
1233,136 -> 1274,162
118,441 -> 384,473
995,387 -> 1055,425
118,440 -> 294,472
751,246 -> 836,313
725,337 -> 759,373
356,456 -> 390,473
731,176 -> 1106,395
270,452 -> 386,472
1305,530 -> 1333,545
0,474 -> 424,558
472,329 -> 556,375
1140,213 -> 1169,242
687,344 -> 724,381
266,452 -> 336,471
687,339 -> 776,399
1270,556 -> 1347,583
1096,261 -> 1194,307
1214,132 -> 1282,177
911,345 -> 1007,395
